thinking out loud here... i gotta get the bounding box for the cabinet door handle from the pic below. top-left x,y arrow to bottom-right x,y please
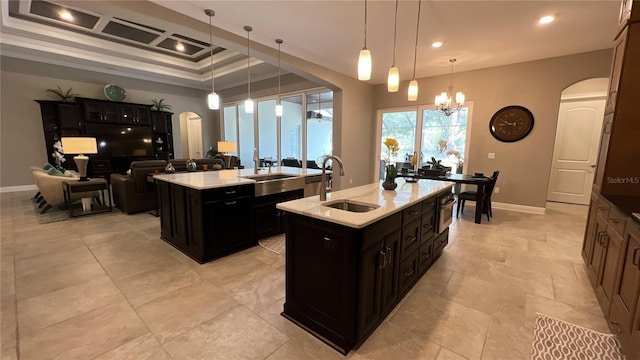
610,219 -> 620,224
404,268 -> 414,278
422,224 -> 433,231
610,321 -> 622,334
379,249 -> 387,270
225,201 -> 237,206
386,246 -> 392,267
633,248 -> 640,267
598,206 -> 608,210
408,209 -> 419,216
405,235 -> 417,245
225,190 -> 236,195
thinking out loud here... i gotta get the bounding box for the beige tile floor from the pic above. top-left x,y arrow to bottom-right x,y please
0,191 -> 610,360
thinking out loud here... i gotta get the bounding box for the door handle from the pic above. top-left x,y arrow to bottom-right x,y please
386,246 -> 392,267
379,249 -> 387,270
590,164 -> 596,168
633,248 -> 640,267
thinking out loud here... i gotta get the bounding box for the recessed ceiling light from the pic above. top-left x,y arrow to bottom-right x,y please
432,41 -> 443,48
58,9 -> 74,22
539,15 -> 554,24
175,42 -> 185,52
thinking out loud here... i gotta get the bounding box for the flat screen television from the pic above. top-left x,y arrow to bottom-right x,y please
85,123 -> 153,158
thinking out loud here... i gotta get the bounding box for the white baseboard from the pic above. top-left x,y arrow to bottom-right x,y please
491,201 -> 546,215
0,185 -> 38,193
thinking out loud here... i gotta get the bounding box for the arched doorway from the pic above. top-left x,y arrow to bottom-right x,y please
547,78 -> 608,205
179,112 -> 204,159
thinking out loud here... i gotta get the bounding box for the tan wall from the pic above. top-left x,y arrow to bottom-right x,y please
373,49 -> 612,208
0,59 -> 214,187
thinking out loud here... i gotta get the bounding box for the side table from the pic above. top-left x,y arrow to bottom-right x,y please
62,178 -> 112,218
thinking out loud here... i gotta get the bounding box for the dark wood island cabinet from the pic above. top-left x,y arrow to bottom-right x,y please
277,180 -> 452,354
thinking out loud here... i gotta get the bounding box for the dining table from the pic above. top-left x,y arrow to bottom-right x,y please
399,172 -> 491,224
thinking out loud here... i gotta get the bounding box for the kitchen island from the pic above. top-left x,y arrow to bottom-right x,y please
153,167 -> 324,263
276,178 -> 454,354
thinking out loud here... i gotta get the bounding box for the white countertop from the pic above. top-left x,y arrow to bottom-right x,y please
276,178 -> 453,229
153,166 -> 324,190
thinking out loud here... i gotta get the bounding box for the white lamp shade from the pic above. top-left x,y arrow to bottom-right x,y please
275,103 -> 283,117
408,80 -> 418,101
387,66 -> 399,92
61,137 -> 97,154
217,141 -> 236,153
207,92 -> 220,110
358,48 -> 372,81
455,92 -> 465,105
244,98 -> 254,113
435,94 -> 442,106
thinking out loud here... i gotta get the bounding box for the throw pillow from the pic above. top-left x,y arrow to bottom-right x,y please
63,170 -> 79,178
43,163 -> 54,170
47,167 -> 64,176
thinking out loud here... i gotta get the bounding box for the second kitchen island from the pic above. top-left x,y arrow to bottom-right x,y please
277,179 -> 454,354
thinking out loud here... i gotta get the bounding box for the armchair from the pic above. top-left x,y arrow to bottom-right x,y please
32,171 -> 99,214
110,160 -> 167,214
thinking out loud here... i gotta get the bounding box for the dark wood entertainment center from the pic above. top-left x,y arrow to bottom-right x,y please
36,97 -> 174,177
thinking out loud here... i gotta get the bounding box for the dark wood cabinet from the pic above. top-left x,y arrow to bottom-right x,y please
151,111 -> 174,160
610,221 -> 640,346
37,98 -> 174,173
252,190 -> 304,241
158,181 -> 254,263
82,99 -> 119,123
595,216 -> 625,314
283,191 -> 447,355
119,104 -> 151,125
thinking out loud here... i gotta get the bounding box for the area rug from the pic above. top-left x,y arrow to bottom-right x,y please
531,313 -> 624,360
258,233 -> 285,255
30,199 -> 70,224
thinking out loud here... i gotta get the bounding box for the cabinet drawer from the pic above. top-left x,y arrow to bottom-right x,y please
434,228 -> 449,256
398,250 -> 419,296
421,210 -> 436,243
418,237 -> 434,275
202,184 -> 254,202
597,199 -> 611,220
608,207 -> 627,237
402,203 -> 422,225
400,218 -> 420,261
421,196 -> 436,213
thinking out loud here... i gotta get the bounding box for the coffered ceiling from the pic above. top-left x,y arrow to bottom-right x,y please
1,0 -> 621,92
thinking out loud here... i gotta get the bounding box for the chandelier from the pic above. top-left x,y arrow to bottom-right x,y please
435,59 -> 465,116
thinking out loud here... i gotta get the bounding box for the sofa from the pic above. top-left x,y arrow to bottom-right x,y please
110,158 -> 228,214
110,160 -> 167,214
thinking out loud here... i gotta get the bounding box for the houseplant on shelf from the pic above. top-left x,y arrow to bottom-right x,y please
151,98 -> 172,112
46,85 -> 78,102
382,138 -> 399,190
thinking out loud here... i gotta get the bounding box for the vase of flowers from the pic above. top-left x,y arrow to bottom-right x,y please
382,138 -> 399,190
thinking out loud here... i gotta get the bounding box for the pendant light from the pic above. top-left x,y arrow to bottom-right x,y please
244,25 -> 254,114
205,9 -> 219,110
357,0 -> 371,81
408,0 -> 422,101
387,0 -> 399,92
275,39 -> 284,117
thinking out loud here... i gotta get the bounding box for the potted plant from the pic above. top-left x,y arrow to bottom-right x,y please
421,157 -> 450,177
151,98 -> 172,112
46,85 -> 78,102
382,138 -> 399,190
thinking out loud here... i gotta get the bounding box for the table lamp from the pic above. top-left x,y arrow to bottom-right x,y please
217,141 -> 237,169
61,137 -> 98,181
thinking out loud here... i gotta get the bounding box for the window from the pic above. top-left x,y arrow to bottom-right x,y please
377,105 -> 471,179
221,89 -> 332,169
306,91 -> 333,166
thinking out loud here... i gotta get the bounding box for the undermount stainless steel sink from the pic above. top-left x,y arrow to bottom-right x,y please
322,200 -> 380,213
241,173 -> 305,197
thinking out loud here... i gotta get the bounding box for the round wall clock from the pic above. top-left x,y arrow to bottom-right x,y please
489,105 -> 534,142
104,84 -> 127,102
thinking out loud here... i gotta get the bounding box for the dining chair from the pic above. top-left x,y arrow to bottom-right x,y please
457,170 -> 500,221
282,158 -> 302,167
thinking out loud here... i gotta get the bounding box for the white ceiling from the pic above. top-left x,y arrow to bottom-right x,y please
1,0 -> 621,91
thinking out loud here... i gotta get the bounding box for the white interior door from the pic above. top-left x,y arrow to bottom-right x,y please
187,116 -> 203,159
547,98 -> 605,204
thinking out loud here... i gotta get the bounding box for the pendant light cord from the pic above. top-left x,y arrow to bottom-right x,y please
449,59 -> 456,95
363,0 -> 368,48
277,41 -> 281,97
392,0 -> 398,66
208,12 -> 215,93
246,28 -> 251,99
412,0 -> 422,79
